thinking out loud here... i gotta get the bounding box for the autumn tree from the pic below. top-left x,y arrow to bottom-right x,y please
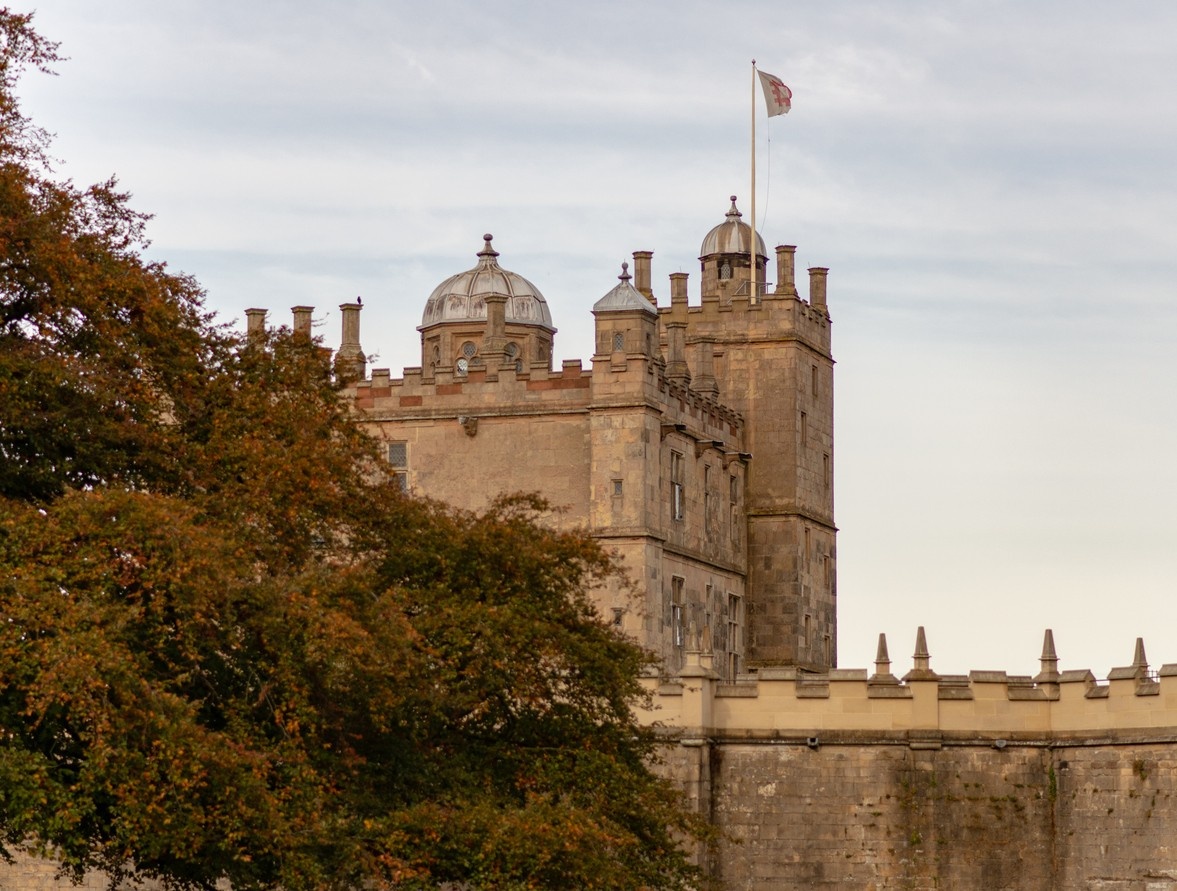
0,9 -> 707,891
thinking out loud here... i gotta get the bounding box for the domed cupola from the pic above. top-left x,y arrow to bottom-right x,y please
699,196 -> 768,300
421,234 -> 554,329
419,234 -> 557,378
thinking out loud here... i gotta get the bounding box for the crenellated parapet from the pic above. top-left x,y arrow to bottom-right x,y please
351,357 -> 593,419
657,267 -> 833,361
642,628 -> 1177,743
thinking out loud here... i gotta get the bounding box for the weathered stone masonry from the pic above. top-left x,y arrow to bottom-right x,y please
648,632 -> 1177,889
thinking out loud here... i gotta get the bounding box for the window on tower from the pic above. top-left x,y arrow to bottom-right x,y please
670,451 -> 685,521
671,576 -> 685,647
387,441 -> 409,492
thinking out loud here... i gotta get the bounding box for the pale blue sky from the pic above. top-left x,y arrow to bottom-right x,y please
19,0 -> 1177,677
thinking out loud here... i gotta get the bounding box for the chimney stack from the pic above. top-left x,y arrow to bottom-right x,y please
482,292 -> 508,371
669,272 -> 688,308
291,305 -> 314,339
665,320 -> 691,384
632,251 -> 654,303
808,267 -> 829,312
335,301 -> 365,381
695,340 -> 718,398
775,245 -> 797,297
245,308 -> 267,339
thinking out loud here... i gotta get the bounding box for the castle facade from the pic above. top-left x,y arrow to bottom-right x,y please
14,199 -> 1172,890
334,197 -> 837,677
314,201 -> 1177,889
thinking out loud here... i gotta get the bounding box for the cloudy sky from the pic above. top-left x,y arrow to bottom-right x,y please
17,0 -> 1177,678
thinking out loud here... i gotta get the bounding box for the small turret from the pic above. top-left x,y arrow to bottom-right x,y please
592,262 -> 658,363
699,196 -> 768,301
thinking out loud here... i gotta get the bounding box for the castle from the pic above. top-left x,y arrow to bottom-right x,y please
13,200 -> 1177,889
308,199 -> 1177,889
324,196 -> 838,678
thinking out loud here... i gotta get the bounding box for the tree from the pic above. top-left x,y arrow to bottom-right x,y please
0,10 -> 708,890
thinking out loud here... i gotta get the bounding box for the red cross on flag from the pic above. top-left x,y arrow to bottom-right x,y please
757,69 -> 792,116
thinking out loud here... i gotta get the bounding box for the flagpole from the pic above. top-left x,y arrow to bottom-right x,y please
750,60 -> 757,303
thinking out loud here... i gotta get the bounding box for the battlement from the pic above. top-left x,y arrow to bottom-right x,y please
656,262 -> 833,358
352,358 -> 593,416
643,628 -> 1177,741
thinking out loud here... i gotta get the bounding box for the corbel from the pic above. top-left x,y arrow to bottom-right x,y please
694,439 -> 725,458
660,422 -> 687,441
722,451 -> 752,467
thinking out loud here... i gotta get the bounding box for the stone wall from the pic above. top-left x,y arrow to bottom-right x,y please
641,632 -> 1177,889
684,732 -> 1177,890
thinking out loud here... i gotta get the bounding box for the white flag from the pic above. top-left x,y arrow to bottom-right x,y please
757,69 -> 792,116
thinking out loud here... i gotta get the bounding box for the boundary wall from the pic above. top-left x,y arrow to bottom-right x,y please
645,629 -> 1177,890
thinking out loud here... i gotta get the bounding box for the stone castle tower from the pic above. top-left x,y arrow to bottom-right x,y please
319,196 -> 836,673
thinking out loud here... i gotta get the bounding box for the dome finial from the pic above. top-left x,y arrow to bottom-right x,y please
478,233 -> 499,262
619,261 -> 631,282
726,196 -> 742,219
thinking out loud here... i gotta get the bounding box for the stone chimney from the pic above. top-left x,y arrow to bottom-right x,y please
775,245 -> 797,297
694,340 -> 718,398
245,308 -> 267,339
665,320 -> 691,385
669,272 -> 689,308
482,292 -> 508,371
632,250 -> 654,303
334,301 -> 365,381
291,305 -> 314,339
808,267 -> 829,313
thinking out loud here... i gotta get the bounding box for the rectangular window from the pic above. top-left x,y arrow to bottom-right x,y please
612,479 -> 623,497
800,411 -> 808,444
670,451 -> 685,521
671,576 -> 685,647
811,364 -> 818,397
804,526 -> 811,558
611,607 -> 624,628
729,474 -> 739,544
823,453 -> 831,490
612,330 -> 625,351
388,441 -> 408,492
704,465 -> 713,539
823,554 -> 831,589
727,593 -> 743,679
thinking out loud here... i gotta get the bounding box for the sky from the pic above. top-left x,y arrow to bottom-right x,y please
15,0 -> 1177,679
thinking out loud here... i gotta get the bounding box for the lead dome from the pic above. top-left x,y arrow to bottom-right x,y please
421,234 -> 554,330
699,196 -> 767,259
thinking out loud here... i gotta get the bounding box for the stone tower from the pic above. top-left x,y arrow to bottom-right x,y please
324,198 -> 834,673
663,197 -> 835,670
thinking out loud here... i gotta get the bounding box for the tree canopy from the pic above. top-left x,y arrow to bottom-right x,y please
0,10 -> 706,890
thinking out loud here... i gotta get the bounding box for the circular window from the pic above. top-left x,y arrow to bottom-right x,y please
461,341 -> 477,358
